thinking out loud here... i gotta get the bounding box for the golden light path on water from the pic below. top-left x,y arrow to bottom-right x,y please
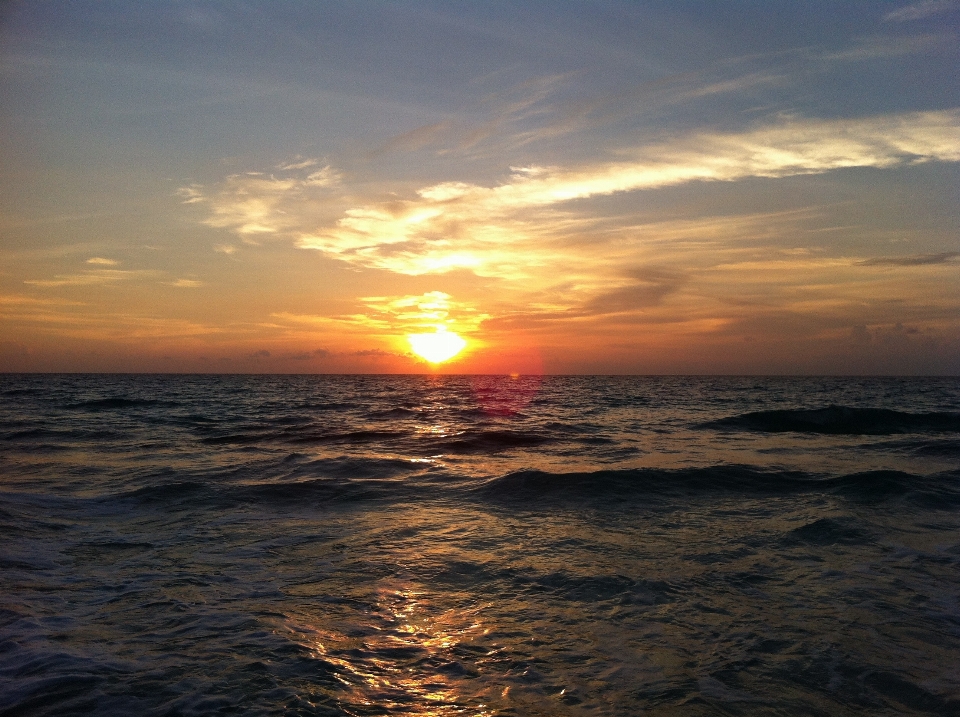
407,331 -> 468,364
286,584 -> 496,716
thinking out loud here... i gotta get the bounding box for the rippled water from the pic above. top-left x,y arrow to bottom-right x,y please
2,374 -> 960,715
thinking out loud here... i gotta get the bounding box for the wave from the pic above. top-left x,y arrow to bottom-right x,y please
478,465 -> 815,499
96,462 -> 960,511
2,387 -> 42,397
197,426 -> 555,453
432,429 -> 553,453
477,465 -> 960,506
120,476 -> 402,508
864,438 -> 960,457
284,429 -> 407,445
67,397 -> 171,410
701,405 -> 960,435
783,517 -> 871,546
1,427 -> 126,443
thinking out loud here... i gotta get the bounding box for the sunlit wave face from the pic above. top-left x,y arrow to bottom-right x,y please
407,331 -> 467,364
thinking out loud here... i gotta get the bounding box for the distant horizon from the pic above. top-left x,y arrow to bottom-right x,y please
4,371 -> 959,378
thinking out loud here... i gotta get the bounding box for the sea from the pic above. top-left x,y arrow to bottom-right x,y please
2,374 -> 959,716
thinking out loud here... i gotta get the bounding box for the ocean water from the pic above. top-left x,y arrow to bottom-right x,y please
2,374 -> 960,716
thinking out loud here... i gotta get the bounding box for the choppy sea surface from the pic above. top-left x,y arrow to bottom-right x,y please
2,374 -> 960,716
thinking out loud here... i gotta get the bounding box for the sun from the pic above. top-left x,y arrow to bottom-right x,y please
407,330 -> 467,364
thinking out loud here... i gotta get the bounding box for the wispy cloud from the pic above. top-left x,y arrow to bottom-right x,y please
883,0 -> 955,22
0,298 -> 225,340
297,110 -> 960,277
370,122 -> 452,157
823,32 -> 954,60
24,269 -> 155,287
179,164 -> 342,237
86,257 -> 119,266
858,251 -> 960,266
359,292 -> 487,334
176,185 -> 205,204
277,156 -> 320,170
372,68 -> 785,159
271,292 -> 486,337
0,294 -> 84,309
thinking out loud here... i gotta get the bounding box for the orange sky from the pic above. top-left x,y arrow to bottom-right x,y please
2,2 -> 960,374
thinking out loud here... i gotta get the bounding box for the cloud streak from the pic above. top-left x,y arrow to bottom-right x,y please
297,110 -> 960,277
858,252 -> 960,266
883,0 -> 955,22
24,269 -> 155,287
271,292 -> 487,337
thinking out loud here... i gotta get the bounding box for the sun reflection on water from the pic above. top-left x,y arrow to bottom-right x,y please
286,585 -> 496,716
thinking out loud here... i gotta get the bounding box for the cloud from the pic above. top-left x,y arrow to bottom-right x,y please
176,185 -> 204,204
358,291 -> 487,333
297,110 -> 960,277
278,156 -> 320,170
582,267 -> 687,315
371,122 -> 452,156
823,33 -> 954,60
24,269 -> 154,287
0,299 -> 224,340
193,173 -> 301,235
304,165 -> 341,187
180,163 -> 341,237
883,0 -> 955,22
858,251 -> 960,266
351,348 -> 394,357
271,292 -> 487,337
377,69 -> 780,160
0,294 -> 84,308
86,257 -> 119,265
180,109 -> 960,357
169,279 -> 204,287
283,348 -> 331,360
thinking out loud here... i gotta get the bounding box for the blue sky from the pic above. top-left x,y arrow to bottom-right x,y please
2,1 -> 959,373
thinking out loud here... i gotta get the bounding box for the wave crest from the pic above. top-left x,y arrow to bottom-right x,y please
701,405 -> 960,435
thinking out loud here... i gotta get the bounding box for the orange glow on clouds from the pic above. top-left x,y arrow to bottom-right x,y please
5,2 -> 960,375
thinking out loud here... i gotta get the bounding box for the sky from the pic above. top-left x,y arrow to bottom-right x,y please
1,0 -> 959,374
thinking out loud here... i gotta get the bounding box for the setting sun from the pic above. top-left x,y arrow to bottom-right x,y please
407,331 -> 467,364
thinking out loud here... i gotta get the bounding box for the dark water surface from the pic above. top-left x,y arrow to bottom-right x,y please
2,374 -> 959,716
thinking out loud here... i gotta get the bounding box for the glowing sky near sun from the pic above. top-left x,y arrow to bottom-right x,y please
1,1 -> 959,374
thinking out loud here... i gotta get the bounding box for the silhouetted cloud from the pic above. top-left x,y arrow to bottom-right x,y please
583,268 -> 687,315
858,252 -> 959,266
285,348 -> 332,360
